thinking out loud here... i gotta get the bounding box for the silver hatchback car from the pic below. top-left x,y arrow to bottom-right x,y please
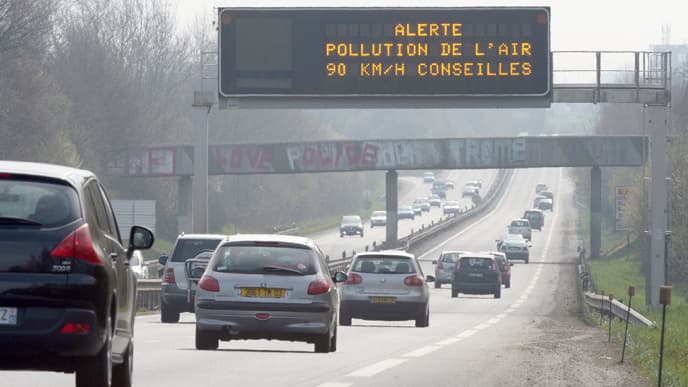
339,251 -> 434,327
194,235 -> 347,353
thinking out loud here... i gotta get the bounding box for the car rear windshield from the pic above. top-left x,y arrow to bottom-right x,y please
0,178 -> 80,228
373,211 -> 386,216
511,220 -> 529,227
171,238 -> 223,262
440,253 -> 462,263
342,216 -> 360,223
352,256 -> 416,274
458,257 -> 494,271
445,201 -> 458,206
212,244 -> 317,275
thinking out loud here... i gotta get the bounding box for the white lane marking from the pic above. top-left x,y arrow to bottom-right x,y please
143,340 -> 160,344
436,337 -> 462,346
316,383 -> 352,387
403,345 -> 441,358
419,173 -> 516,260
457,329 -> 477,338
474,323 -> 490,331
497,313 -> 508,319
348,358 -> 408,377
488,317 -> 501,325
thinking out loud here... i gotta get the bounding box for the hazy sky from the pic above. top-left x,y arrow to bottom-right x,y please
173,0 -> 688,50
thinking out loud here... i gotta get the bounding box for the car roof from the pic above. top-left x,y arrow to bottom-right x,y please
525,209 -> 544,213
0,160 -> 95,187
221,234 -> 317,248
441,250 -> 468,255
459,253 -> 494,259
177,233 -> 226,240
355,250 -> 415,259
511,218 -> 529,222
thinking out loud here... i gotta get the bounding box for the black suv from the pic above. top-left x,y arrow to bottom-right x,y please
340,215 -> 364,238
0,161 -> 154,387
451,254 -> 502,299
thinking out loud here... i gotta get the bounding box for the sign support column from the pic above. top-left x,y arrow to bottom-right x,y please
590,166 -> 602,258
192,92 -> 212,234
646,105 -> 668,308
385,170 -> 398,249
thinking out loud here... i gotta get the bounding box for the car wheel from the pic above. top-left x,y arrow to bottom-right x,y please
360,232 -> 364,238
434,280 -> 441,289
195,326 -> 219,350
314,330 -> 333,353
339,313 -> 352,326
525,258 -> 530,264
451,287 -> 458,298
415,307 -> 430,328
505,280 -> 511,289
112,338 -> 133,387
371,224 -> 374,229
76,315 -> 112,387
340,233 -> 344,238
161,302 -> 180,323
494,287 -> 502,299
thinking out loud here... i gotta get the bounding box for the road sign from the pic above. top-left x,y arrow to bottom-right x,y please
615,186 -> 630,231
218,7 -> 551,99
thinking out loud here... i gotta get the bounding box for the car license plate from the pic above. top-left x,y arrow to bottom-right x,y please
0,307 -> 17,325
370,296 -> 396,304
240,288 -> 285,298
468,273 -> 484,278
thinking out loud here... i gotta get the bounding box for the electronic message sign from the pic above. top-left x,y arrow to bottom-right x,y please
218,7 -> 551,98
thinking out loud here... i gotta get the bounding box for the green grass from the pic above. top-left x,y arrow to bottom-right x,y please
589,242 -> 688,386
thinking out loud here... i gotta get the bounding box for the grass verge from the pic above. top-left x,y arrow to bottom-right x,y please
588,241 -> 688,386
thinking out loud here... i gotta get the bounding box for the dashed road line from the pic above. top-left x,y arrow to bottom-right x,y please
347,358 -> 409,377
403,345 -> 441,358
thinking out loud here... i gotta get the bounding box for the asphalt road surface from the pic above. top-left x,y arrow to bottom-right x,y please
2,168 -> 648,386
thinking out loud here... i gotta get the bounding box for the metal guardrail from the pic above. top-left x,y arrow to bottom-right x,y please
136,169 -> 513,312
584,292 -> 654,327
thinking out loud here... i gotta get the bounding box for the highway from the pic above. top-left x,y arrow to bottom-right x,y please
315,169 -> 498,260
3,167 -> 608,387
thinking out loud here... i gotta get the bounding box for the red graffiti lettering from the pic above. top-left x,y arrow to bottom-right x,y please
360,143 -> 379,165
319,145 -> 333,166
230,148 -> 242,169
257,148 -> 272,171
303,146 -> 316,166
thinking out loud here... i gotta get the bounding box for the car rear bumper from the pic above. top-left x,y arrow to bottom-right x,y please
340,300 -> 427,320
435,271 -> 454,283
195,301 -> 333,339
161,283 -> 195,312
340,228 -> 363,235
505,251 -> 529,260
452,281 -> 500,294
0,307 -> 103,371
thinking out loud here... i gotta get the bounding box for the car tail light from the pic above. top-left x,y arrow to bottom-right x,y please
344,273 -> 362,285
404,275 -> 424,287
60,323 -> 91,334
51,224 -> 100,265
163,268 -> 176,284
0,173 -> 13,179
255,313 -> 270,320
307,279 -> 331,295
492,262 -> 498,273
199,275 -> 220,292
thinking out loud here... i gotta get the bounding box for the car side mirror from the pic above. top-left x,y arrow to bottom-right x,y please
432,260 -> 438,264
158,255 -> 169,265
127,226 -> 154,258
333,271 -> 348,283
426,275 -> 435,282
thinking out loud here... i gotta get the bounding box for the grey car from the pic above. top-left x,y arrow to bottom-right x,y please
194,234 -> 347,353
339,251 -> 434,327
159,234 -> 225,323
432,250 -> 468,288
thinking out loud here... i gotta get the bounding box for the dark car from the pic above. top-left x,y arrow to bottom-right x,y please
523,209 -> 545,231
158,234 -> 224,323
489,251 -> 512,288
451,254 -> 502,299
398,206 -> 415,220
340,215 -> 364,237
0,161 -> 155,387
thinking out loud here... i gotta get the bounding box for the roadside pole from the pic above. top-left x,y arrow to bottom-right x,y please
621,286 -> 635,363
